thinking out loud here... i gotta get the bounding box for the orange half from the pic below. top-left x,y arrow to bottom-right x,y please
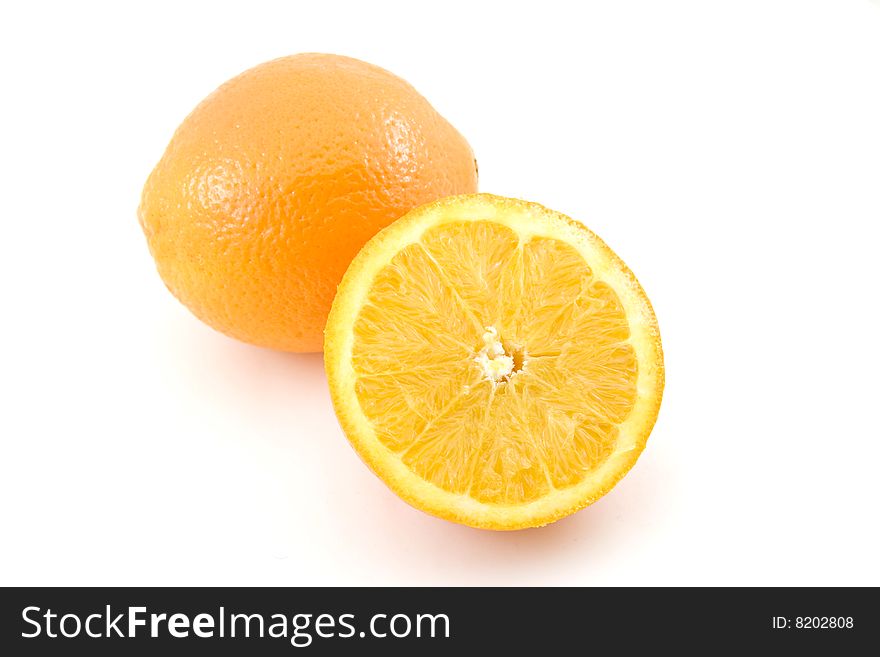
325,194 -> 664,529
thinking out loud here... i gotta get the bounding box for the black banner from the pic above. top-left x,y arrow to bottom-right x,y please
0,587 -> 873,654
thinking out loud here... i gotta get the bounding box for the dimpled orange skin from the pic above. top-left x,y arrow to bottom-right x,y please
139,53 -> 478,352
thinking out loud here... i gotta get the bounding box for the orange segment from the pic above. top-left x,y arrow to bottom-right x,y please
325,194 -> 664,529
419,221 -> 522,332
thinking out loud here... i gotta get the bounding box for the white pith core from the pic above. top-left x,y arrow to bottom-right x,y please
473,326 -> 523,383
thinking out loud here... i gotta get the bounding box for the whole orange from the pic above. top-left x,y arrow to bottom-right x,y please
139,53 -> 477,352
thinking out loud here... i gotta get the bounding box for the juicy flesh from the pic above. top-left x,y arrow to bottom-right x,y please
352,220 -> 638,505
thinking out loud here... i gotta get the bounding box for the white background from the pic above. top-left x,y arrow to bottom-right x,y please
2,0 -> 879,586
